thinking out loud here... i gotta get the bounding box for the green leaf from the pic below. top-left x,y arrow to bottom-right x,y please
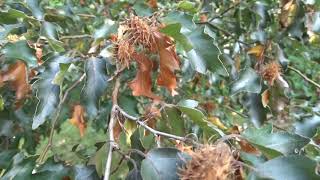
160,23 -> 193,51
141,148 -> 188,180
133,3 -> 153,17
0,150 -> 18,169
52,63 -> 70,85
32,55 -> 70,129
177,99 -> 199,108
247,93 -> 267,127
294,115 -> 320,138
177,1 -> 197,14
231,68 -> 262,95
33,158 -> 70,180
47,39 -> 65,52
26,0 -> 44,20
253,155 -> 320,180
118,95 -> 139,117
162,11 -> 195,30
81,57 -> 108,119
0,24 -> 24,40
1,40 -> 37,68
243,126 -> 310,156
0,9 -> 26,24
161,106 -> 185,136
93,19 -> 116,40
88,144 -> 107,177
1,153 -> 36,180
73,165 -> 100,180
186,27 -> 226,74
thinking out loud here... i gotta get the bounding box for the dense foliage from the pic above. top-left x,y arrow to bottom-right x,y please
1,0 -> 320,179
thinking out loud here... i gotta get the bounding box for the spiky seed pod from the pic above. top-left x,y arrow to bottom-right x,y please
261,62 -> 281,86
114,40 -> 135,68
123,16 -> 158,52
179,143 -> 235,180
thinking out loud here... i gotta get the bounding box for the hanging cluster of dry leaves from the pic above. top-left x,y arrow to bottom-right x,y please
113,15 -> 180,99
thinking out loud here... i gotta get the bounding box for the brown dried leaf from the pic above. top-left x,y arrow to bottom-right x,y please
128,53 -> 160,99
261,89 -> 270,108
148,0 -> 157,8
154,33 -> 180,96
70,105 -> 87,137
0,61 -> 30,107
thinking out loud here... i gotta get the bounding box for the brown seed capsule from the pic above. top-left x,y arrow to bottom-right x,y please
179,143 -> 235,180
261,62 -> 281,86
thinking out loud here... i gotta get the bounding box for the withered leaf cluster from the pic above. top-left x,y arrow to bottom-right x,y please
114,15 -> 180,99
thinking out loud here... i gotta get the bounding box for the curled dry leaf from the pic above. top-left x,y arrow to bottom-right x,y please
128,53 -> 160,100
0,61 -> 30,107
261,89 -> 270,108
155,33 -> 180,96
70,105 -> 87,137
247,45 -> 265,61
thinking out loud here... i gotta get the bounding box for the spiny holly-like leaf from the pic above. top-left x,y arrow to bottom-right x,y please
69,105 -> 87,137
32,55 -> 70,129
81,57 -> 108,118
186,27 -> 226,74
0,61 -> 30,106
129,53 -> 160,99
1,40 -> 38,68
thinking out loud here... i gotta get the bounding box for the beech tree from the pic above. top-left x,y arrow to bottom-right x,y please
0,0 -> 320,180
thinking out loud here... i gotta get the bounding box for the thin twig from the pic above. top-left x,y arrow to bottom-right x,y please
288,65 -> 320,89
115,105 -> 189,142
60,34 -> 92,40
37,73 -> 86,164
208,2 -> 241,22
104,77 -> 121,180
77,14 -> 96,18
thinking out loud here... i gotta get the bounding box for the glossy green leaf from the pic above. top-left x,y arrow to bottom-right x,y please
253,155 -> 320,180
186,27 -> 226,74
52,63 -> 70,85
0,9 -> 26,24
81,57 -> 108,119
243,126 -> 310,156
231,68 -> 262,95
177,1 -> 197,14
1,40 -> 37,68
26,0 -> 44,20
32,55 -> 70,129
161,106 -> 185,136
141,148 -> 188,180
93,19 -> 116,40
162,11 -> 195,30
294,115 -> 320,138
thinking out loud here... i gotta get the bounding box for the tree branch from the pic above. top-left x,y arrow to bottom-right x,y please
208,2 -> 241,22
288,65 -> 320,89
115,105 -> 193,143
37,73 -> 86,164
60,34 -> 92,40
104,77 -> 121,180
